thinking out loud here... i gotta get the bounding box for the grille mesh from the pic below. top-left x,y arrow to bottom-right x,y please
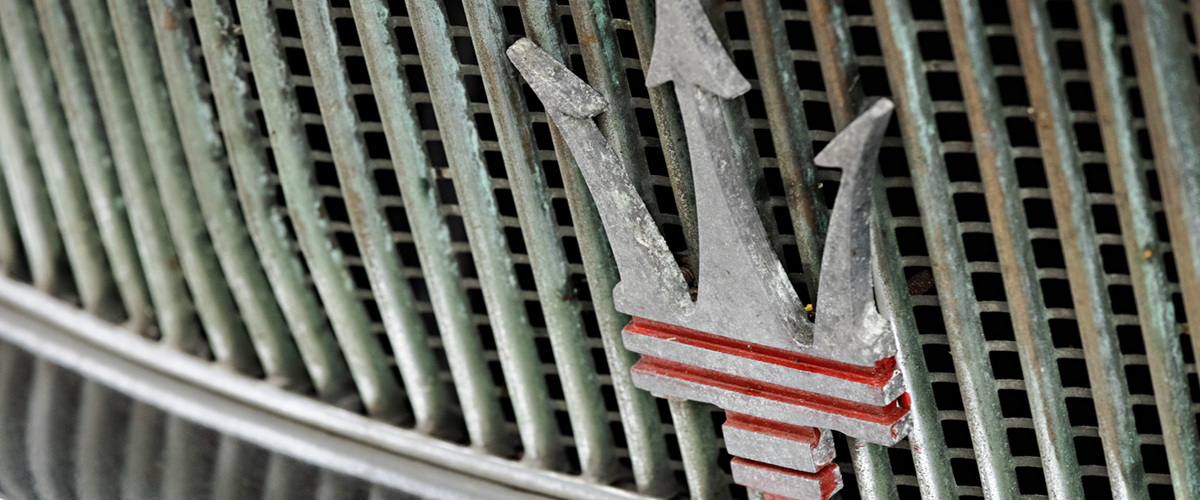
0,0 -> 1197,499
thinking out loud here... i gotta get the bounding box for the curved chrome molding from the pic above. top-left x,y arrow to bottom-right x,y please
0,278 -> 647,500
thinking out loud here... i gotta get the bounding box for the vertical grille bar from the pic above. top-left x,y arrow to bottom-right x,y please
618,2 -> 728,495
1018,0 -> 1200,497
0,184 -> 20,277
161,417 -> 214,500
455,0 -> 571,470
262,453 -> 312,500
0,34 -> 65,295
669,399 -> 731,500
0,340 -> 34,500
282,0 -> 424,424
189,0 -> 354,400
348,0 -> 507,448
740,1 -> 901,497
234,0 -> 404,419
68,0 -> 201,345
868,0 -> 1022,497
1012,0 -> 1171,494
107,0 -> 247,360
490,0 -> 620,480
211,435 -> 261,500
1119,1 -> 1200,496
561,2 -> 677,493
624,0 -> 702,270
398,0 -> 545,459
1148,0 -> 1200,372
807,1 -> 958,497
0,1 -> 119,317
808,0 -> 868,130
848,438 -> 900,500
0,157 -> 21,282
146,0 -> 312,386
942,0 -> 1084,497
31,0 -> 153,327
73,381 -> 126,500
120,401 -> 167,500
331,0 -> 466,436
25,359 -> 80,500
1073,0 -> 1168,493
742,0 -> 830,297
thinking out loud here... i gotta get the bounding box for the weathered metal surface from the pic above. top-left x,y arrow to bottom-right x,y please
293,0 -> 430,426
0,0 -> 119,318
540,2 -> 678,492
1094,2 -> 1200,497
190,0 -> 352,401
811,98 -> 897,366
623,0 -> 702,276
32,0 -> 152,330
1073,0 -> 1169,494
722,414 -> 835,473
107,0 -> 245,361
68,0 -> 199,345
150,0 -> 311,387
508,38 -> 692,320
649,0 -> 814,354
0,341 -> 34,500
464,0 -> 616,477
0,33 -> 65,297
234,0 -> 402,418
941,0 -> 1083,497
730,459 -> 840,500
348,0 -> 507,449
867,0 -> 1020,496
1,0 -> 1200,499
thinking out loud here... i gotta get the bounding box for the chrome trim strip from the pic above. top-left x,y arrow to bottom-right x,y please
0,278 -> 646,500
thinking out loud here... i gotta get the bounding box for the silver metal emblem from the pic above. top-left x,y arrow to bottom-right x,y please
508,2 -> 907,496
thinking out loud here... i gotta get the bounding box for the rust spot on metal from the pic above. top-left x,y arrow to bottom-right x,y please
163,10 -> 179,31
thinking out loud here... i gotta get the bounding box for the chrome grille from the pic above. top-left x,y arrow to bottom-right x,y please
0,0 -> 1198,499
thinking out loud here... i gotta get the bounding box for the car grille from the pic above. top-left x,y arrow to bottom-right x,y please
0,0 -> 1197,498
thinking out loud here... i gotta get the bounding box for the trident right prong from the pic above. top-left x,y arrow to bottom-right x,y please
811,99 -> 897,366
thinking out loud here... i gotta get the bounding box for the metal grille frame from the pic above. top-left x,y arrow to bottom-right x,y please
0,0 -> 1198,499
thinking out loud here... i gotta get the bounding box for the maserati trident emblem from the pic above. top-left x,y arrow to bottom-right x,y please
508,1 -> 908,496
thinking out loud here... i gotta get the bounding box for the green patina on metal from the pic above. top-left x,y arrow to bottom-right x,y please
0,0 -> 1196,498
